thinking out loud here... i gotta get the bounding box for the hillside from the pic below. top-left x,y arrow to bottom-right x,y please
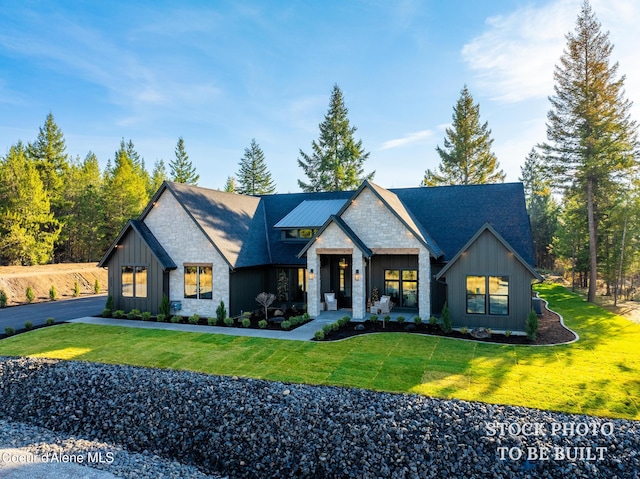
0,263 -> 108,306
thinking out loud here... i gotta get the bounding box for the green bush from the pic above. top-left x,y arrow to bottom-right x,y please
127,309 -> 141,320
303,312 -> 310,321
505,330 -> 512,338
24,321 -> 33,331
340,315 -> 350,327
258,319 -> 268,329
156,313 -> 167,322
45,317 -> 55,326
73,281 -> 80,297
383,315 -> 391,326
396,315 -> 405,324
141,311 -> 152,321
102,308 -> 112,318
369,314 -> 379,324
49,285 -> 57,301
281,320 -> 292,330
224,317 -> 234,326
440,304 -> 452,333
26,287 -> 35,304
0,289 -> 7,308
159,295 -> 170,316
242,317 -> 251,328
113,310 -> 125,319
188,314 -> 200,324
526,310 -> 538,341
170,315 -> 182,323
460,326 -> 469,334
94,279 -> 100,294
4,327 -> 15,336
413,316 -> 422,325
207,317 -> 219,326
322,323 -> 332,334
242,311 -> 252,318
105,295 -> 114,311
216,301 -> 227,322
428,316 -> 438,326
314,330 -> 325,340
331,321 -> 340,331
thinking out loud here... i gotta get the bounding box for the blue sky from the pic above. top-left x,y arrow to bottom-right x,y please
0,0 -> 638,193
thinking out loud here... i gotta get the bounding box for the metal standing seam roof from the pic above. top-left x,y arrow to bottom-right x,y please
274,199 -> 348,228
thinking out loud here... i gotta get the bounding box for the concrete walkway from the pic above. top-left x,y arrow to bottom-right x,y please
67,310 -> 416,341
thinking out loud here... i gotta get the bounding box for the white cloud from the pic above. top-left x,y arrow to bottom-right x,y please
462,0 -> 639,105
380,129 -> 433,150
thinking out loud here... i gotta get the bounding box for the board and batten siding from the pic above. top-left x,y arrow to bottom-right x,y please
106,228 -> 167,314
442,229 -> 536,332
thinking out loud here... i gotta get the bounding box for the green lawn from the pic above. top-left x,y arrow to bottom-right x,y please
0,284 -> 638,419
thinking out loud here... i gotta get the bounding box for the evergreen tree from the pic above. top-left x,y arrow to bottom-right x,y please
170,137 -> 199,185
236,139 -> 276,195
540,1 -> 639,303
150,159 -> 168,194
0,143 -> 60,265
424,85 -> 504,186
297,84 -> 373,192
519,149 -> 559,270
223,176 -> 238,193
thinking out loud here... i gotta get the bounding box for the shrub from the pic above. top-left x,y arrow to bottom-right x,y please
303,312 -> 310,321
505,330 -> 512,338
159,295 -> 170,316
94,279 -> 100,294
369,314 -> 379,324
156,313 -> 167,322
102,308 -> 112,318
0,289 -> 7,308
242,311 -> 252,318
322,323 -> 332,334
383,315 -> 391,326
26,287 -> 35,304
24,321 -> 33,331
242,318 -> 251,328
314,330 -> 325,340
4,327 -> 15,336
281,320 -> 292,330
141,311 -> 152,321
73,281 -> 80,297
396,315 -> 405,324
188,314 -> 200,325
428,316 -> 438,326
258,319 -> 268,329
331,321 -> 340,331
217,301 -> 227,322
460,326 -> 469,334
113,310 -> 125,319
170,315 -> 182,323
526,310 -> 538,341
49,284 -> 57,301
413,316 -> 422,326
207,317 -> 219,326
105,295 -> 114,311
46,318 -> 55,326
440,304 -> 452,333
486,328 -> 492,336
127,309 -> 141,320
224,317 -> 234,327
339,315 -> 350,327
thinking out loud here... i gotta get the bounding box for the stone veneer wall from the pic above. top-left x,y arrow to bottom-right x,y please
143,190 -> 229,317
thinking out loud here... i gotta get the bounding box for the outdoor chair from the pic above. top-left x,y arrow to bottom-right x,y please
371,295 -> 393,314
324,292 -> 338,311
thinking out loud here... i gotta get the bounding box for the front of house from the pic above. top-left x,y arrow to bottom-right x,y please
99,180 -> 541,333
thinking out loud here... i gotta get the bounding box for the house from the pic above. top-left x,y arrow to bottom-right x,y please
98,180 -> 542,332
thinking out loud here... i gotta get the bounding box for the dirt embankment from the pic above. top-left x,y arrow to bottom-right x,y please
0,263 -> 108,306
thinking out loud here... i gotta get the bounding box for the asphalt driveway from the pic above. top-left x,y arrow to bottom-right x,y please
0,295 -> 106,331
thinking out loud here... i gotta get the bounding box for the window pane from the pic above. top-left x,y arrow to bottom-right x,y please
402,270 -> 417,281
122,266 -> 134,297
184,266 -> 198,298
385,270 -> 399,280
284,229 -> 298,239
467,294 -> 486,314
299,229 -> 313,239
490,296 -> 509,315
199,266 -> 213,299
489,276 -> 509,295
403,281 -> 418,308
135,266 -> 147,298
466,276 -> 485,295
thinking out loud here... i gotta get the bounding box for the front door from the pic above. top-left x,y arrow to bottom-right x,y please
331,256 -> 352,308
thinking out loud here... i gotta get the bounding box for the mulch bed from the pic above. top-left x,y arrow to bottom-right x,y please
319,302 -> 577,345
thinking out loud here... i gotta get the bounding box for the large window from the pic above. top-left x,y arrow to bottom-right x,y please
121,265 -> 147,298
384,269 -> 418,308
466,276 -> 509,315
184,265 -> 212,299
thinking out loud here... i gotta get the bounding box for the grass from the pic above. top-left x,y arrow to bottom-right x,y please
0,284 -> 638,419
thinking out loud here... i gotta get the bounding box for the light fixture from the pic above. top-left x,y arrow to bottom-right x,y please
338,258 -> 348,269
309,269 -> 315,280
355,269 -> 361,281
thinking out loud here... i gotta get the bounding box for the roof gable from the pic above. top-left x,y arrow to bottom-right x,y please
298,215 -> 373,258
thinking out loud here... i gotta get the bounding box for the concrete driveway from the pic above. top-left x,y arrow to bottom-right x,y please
0,295 -> 106,331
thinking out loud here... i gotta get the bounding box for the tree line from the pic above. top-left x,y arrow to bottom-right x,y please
1,1 -> 638,307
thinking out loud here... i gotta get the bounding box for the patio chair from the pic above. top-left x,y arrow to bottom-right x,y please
324,292 -> 338,311
371,295 -> 393,314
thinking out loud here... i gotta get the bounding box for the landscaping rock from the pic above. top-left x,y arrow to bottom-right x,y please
354,324 -> 365,331
0,356 -> 637,479
404,323 -> 416,331
274,309 -> 284,316
471,327 -> 491,339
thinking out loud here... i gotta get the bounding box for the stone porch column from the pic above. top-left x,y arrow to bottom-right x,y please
307,249 -> 321,317
352,253 -> 365,319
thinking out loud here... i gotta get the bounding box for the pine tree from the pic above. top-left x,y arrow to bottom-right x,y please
236,139 -> 276,195
170,137 -> 199,185
0,143 -> 60,265
223,176 -> 237,193
298,84 -> 373,192
150,159 -> 168,194
424,85 -> 504,186
540,1 -> 638,303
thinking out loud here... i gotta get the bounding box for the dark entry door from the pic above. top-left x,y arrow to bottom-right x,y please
330,256 -> 352,308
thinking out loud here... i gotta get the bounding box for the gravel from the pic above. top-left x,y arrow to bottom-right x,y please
0,356 -> 638,479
